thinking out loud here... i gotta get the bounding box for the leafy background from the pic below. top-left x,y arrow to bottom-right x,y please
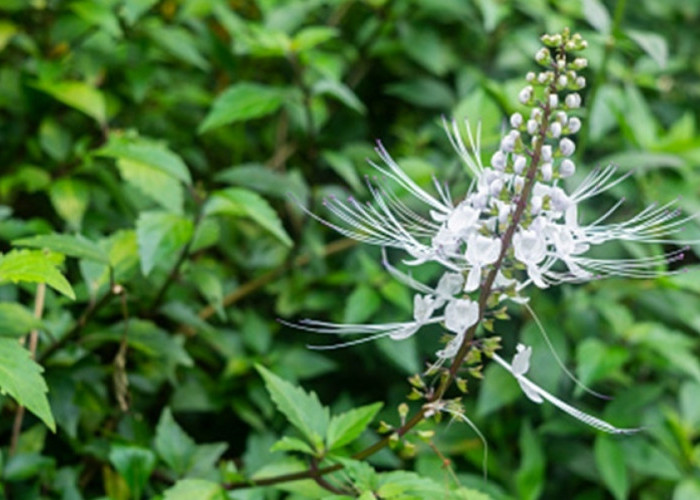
1,0 -> 699,498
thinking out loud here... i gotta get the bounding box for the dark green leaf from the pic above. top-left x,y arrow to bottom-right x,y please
327,402 -> 383,450
595,435 -> 628,500
199,83 -> 285,133
155,408 -> 197,476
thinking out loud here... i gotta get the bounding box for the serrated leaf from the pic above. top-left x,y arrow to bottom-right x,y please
583,0 -> 611,35
595,435 -> 628,500
0,250 -> 75,299
627,30 -> 668,68
270,436 -> 316,455
117,158 -> 184,213
0,338 -> 55,431
199,83 -> 285,133
97,135 -> 192,185
204,188 -> 291,246
255,365 -> 329,448
49,178 -> 89,231
136,211 -> 193,276
155,408 -> 197,476
327,402 -> 383,450
109,445 -> 156,500
0,303 -> 42,338
33,80 -> 107,125
163,479 -> 226,500
14,233 -> 109,264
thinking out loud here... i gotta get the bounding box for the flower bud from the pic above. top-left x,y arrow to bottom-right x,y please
548,94 -> 559,108
514,175 -> 525,192
541,145 -> 552,162
513,154 -> 527,174
519,86 -> 533,104
535,48 -> 551,65
550,122 -> 562,138
556,58 -> 566,70
572,57 -> 588,69
565,93 -> 581,109
490,178 -> 504,196
510,112 -> 523,129
560,137 -> 575,157
531,196 -> 543,214
558,75 -> 568,88
527,119 -> 538,135
556,111 -> 568,124
538,71 -> 551,84
541,162 -> 553,181
526,71 -> 536,82
575,76 -> 586,88
560,158 -> 575,177
491,150 -> 507,171
567,117 -> 581,134
531,108 -> 543,120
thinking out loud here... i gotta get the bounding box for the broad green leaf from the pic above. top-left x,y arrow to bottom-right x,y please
399,25 -> 455,76
0,338 -> 55,431
628,30 -> 668,68
629,322 -> 700,383
386,77 -> 455,110
33,80 -> 107,125
163,479 -> 226,500
136,211 -> 194,276
39,118 -> 72,162
575,338 -> 629,389
14,233 -> 109,264
255,365 -> 329,448
515,421 -> 545,500
97,135 -> 192,185
109,445 -> 156,499
312,79 -> 366,114
619,437 -> 681,480
322,151 -> 363,193
477,362 -> 521,417
155,408 -> 197,476
120,0 -> 159,25
204,188 -> 291,246
270,436 -> 316,455
674,480 -> 700,500
291,26 -> 337,52
0,250 -> 75,299
0,20 -> 18,51
70,0 -> 122,38
49,178 -> 89,231
583,0 -> 611,34
199,83 -> 285,133
344,285 -> 381,323
147,23 -> 209,70
0,303 -> 42,338
595,435 -> 628,500
116,158 -> 184,213
327,402 -> 383,450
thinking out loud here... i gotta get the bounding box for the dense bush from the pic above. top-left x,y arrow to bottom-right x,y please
1,0 -> 699,498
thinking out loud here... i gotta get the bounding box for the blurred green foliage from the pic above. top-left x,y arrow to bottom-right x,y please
0,0 -> 700,498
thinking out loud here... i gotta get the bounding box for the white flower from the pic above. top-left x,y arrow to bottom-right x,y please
513,155 -> 527,174
464,234 -> 502,292
568,117 -> 581,134
565,93 -> 581,109
510,112 -> 523,128
513,229 -> 548,287
560,158 -> 575,177
560,137 -> 575,156
519,86 -> 533,104
445,298 -> 479,334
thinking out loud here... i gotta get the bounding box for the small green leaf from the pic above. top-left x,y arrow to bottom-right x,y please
270,436 -> 316,455
583,0 -> 611,35
0,20 -> 18,52
163,479 -> 226,500
70,0 -> 122,38
199,83 -> 285,133
0,250 -> 75,299
136,211 -> 194,276
313,79 -> 366,114
49,178 -> 90,231
344,285 -> 381,324
108,445 -> 156,500
327,402 -> 383,450
14,233 -> 109,264
204,188 -> 291,246
155,408 -> 197,476
147,23 -> 209,70
33,80 -> 107,125
0,338 -> 55,431
255,364 -> 329,448
97,135 -> 192,185
291,26 -> 337,52
628,30 -> 668,69
595,435 -> 628,500
0,303 -> 42,338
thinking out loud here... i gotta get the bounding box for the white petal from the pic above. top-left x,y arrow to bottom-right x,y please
464,265 -> 481,292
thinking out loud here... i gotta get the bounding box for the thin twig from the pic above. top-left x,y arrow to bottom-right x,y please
10,282 -> 47,455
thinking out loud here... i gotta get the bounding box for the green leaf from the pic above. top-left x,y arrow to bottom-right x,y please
477,362 -> 521,417
49,178 -> 90,231
583,0 -> 611,34
13,233 -> 109,264
0,20 -> 18,52
0,338 -> 55,431
33,80 -> 107,125
0,250 -> 75,299
386,77 -> 455,109
515,421 -> 545,500
270,436 -> 316,455
595,435 -> 628,500
155,408 -> 197,476
575,338 -> 630,389
117,158 -> 184,213
327,402 -> 383,450
199,83 -> 285,133
97,135 -> 192,185
0,303 -> 42,338
70,0 -> 122,38
163,479 -> 226,500
344,285 -> 381,323
147,23 -> 210,70
291,26 -> 337,52
108,445 -> 156,499
255,364 -> 329,448
136,211 -> 194,276
628,30 -> 668,69
312,79 -> 366,114
204,188 -> 291,246
321,151 -> 363,193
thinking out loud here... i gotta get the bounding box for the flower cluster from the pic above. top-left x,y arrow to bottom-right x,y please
290,29 -> 693,433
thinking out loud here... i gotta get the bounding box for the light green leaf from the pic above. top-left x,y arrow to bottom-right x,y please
477,362 -> 521,417
199,83 -> 285,133
0,20 -> 18,52
575,338 -> 630,388
0,338 -> 55,431
97,135 -> 192,185
109,445 -> 156,499
147,23 -> 210,70
312,79 -> 366,114
595,435 -> 628,500
0,303 -> 42,338
674,480 -> 700,500
628,30 -> 668,68
14,233 -> 109,264
255,364 -> 329,448
515,421 -> 545,500
291,26 -> 337,52
344,285 -> 381,324
155,408 -> 197,476
163,479 -> 226,500
204,188 -> 291,246
70,0 -> 122,38
49,178 -> 90,231
583,0 -> 611,34
322,151 -> 363,193
136,211 -> 194,276
33,80 -> 107,125
0,250 -> 75,299
327,402 -> 383,450
117,158 -> 184,213
270,436 -> 316,455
